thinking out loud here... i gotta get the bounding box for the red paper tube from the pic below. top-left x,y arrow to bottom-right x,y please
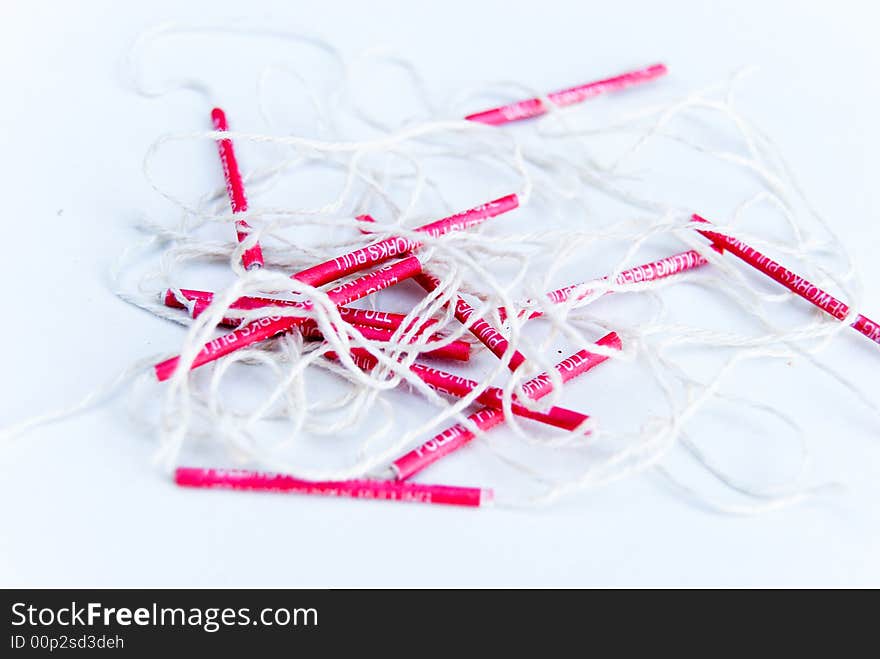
337,324 -> 469,361
176,467 -> 491,508
692,215 -> 880,346
415,272 -> 528,370
187,298 -> 470,361
164,288 -> 441,335
293,194 -> 519,287
500,249 -> 710,322
332,348 -> 592,433
164,288 -> 462,358
465,63 -> 668,126
356,213 -> 376,235
211,107 -> 264,270
390,331 -> 621,480
154,256 -> 424,381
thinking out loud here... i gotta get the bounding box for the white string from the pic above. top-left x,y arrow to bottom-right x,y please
3,25 -> 878,514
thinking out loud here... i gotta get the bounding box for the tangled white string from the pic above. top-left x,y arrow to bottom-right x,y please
5,23 -> 878,514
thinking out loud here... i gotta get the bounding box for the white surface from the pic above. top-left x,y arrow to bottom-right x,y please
1,0 -> 879,587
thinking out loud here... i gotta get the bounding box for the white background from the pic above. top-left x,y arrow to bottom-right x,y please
1,0 -> 878,586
